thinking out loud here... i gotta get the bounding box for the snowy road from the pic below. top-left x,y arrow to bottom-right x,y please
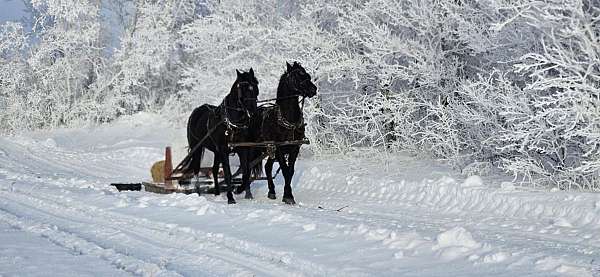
1,115 -> 599,276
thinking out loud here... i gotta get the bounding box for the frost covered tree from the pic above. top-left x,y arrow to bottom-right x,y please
1,0 -> 598,189
111,0 -> 195,115
292,0 -> 600,189
302,0 -> 506,157
0,22 -> 36,131
488,0 -> 600,189
24,0 -> 107,126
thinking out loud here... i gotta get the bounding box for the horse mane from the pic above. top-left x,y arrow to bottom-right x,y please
276,74 -> 287,97
277,62 -> 302,98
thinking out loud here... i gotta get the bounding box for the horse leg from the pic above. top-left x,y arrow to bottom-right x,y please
234,153 -> 246,195
221,153 -> 236,204
240,151 -> 253,199
275,151 -> 293,205
212,154 -> 220,195
265,158 -> 276,199
281,148 -> 299,205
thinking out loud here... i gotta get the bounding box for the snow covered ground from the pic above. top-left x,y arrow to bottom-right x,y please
1,114 -> 600,276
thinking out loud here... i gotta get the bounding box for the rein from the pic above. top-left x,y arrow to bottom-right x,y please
257,68 -> 311,104
256,94 -> 303,104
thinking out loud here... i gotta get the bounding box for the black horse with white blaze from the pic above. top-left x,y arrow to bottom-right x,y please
186,69 -> 261,204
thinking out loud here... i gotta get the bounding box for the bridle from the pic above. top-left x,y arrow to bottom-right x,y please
262,68 -> 315,133
222,80 -> 258,131
235,81 -> 258,104
284,68 -> 313,97
256,69 -> 313,104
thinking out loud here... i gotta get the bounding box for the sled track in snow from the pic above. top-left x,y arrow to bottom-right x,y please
0,187 -> 333,276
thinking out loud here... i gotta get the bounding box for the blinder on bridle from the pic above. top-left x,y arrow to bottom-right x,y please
236,81 -> 258,103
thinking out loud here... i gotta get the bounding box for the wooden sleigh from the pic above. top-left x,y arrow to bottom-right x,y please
111,139 -> 309,195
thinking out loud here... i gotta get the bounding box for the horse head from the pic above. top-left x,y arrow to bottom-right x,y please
232,68 -> 260,115
285,61 -> 317,99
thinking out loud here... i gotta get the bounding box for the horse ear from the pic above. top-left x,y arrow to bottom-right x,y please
249,68 -> 254,76
236,69 -> 241,78
286,62 -> 292,71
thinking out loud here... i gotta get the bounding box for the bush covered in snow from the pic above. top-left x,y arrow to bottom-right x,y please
1,0 -> 598,189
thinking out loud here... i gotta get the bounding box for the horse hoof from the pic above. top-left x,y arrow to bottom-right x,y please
244,192 -> 254,199
228,199 -> 236,204
268,193 -> 276,200
282,197 -> 296,205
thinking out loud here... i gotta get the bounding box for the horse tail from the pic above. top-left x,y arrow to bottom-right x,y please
187,106 -> 207,175
195,147 -> 205,176
249,148 -> 263,179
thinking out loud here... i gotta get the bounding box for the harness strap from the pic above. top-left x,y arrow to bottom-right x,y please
275,105 -> 304,130
221,102 -> 251,130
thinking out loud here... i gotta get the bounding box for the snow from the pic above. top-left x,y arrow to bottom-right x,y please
302,224 -> 316,232
461,175 -> 483,187
1,116 -> 600,276
433,227 -> 481,257
482,252 -> 510,264
0,221 -> 130,277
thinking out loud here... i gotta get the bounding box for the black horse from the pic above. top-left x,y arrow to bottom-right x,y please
186,69 -> 260,204
240,62 -> 317,204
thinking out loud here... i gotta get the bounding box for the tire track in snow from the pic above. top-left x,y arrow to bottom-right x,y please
0,188 -> 330,276
0,193 -> 284,276
0,207 -> 181,277
0,193 -> 277,276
